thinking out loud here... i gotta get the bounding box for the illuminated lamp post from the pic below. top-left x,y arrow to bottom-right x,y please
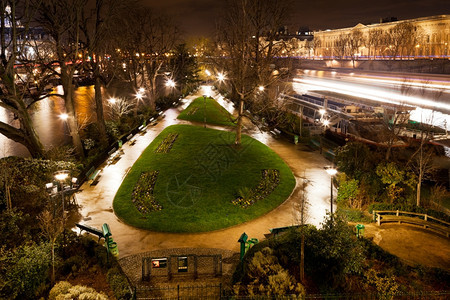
47,170 -> 77,256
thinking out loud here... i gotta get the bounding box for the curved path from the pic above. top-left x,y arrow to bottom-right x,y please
72,86 -> 332,258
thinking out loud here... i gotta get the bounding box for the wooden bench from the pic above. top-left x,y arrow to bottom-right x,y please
76,223 -> 104,242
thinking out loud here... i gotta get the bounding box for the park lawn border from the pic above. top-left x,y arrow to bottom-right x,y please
113,124 -> 295,233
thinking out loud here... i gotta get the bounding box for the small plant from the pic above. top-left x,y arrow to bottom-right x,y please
232,169 -> 280,208
131,171 -> 162,213
155,133 -> 179,153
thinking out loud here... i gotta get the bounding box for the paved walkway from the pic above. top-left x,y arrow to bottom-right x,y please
71,86 -> 450,273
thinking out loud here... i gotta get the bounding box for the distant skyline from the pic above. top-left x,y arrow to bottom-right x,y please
141,0 -> 450,37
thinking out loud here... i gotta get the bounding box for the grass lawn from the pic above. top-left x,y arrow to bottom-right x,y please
113,124 -> 295,232
177,96 -> 236,127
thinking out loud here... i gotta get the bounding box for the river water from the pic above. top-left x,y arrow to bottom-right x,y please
0,85 -> 98,158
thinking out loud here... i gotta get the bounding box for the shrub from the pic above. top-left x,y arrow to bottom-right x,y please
234,247 -> 305,297
107,267 -> 132,300
59,255 -> 85,276
49,282 -> 108,300
2,243 -> 52,299
48,281 -> 72,300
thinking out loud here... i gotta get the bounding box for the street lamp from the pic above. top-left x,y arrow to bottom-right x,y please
325,167 -> 337,219
258,85 -> 265,92
217,72 -> 226,82
59,113 -> 69,121
166,79 -> 175,88
47,170 -> 75,257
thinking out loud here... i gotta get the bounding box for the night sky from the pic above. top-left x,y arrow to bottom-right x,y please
141,0 -> 450,37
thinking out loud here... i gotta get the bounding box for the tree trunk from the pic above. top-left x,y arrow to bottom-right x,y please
51,241 -> 55,284
0,116 -> 45,158
62,74 -> 85,158
94,75 -> 108,148
416,177 -> 422,207
235,97 -> 244,145
300,232 -> 305,282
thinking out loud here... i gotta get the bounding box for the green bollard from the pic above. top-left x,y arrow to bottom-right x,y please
238,232 -> 248,260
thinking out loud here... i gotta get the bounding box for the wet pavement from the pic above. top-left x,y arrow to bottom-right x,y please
71,86 -> 450,274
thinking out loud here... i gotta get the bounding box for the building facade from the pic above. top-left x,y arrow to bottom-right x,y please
312,15 -> 449,60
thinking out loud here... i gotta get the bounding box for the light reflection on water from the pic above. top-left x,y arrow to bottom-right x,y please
0,85 -> 97,158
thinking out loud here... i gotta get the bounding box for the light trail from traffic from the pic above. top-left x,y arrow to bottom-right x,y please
293,69 -> 450,131
293,77 -> 450,112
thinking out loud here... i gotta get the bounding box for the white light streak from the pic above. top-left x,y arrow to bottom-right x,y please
293,78 -> 450,112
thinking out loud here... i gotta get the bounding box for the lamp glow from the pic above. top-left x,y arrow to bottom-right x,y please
54,171 -> 69,181
325,167 -> 337,176
59,113 -> 69,121
166,79 -> 175,88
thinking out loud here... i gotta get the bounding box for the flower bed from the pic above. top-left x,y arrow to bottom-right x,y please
232,169 -> 280,208
155,133 -> 179,153
131,171 -> 162,213
187,107 -> 199,116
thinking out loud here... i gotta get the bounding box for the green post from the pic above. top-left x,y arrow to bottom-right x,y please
238,232 -> 248,260
356,224 -> 365,238
118,140 -> 123,148
294,135 -> 299,145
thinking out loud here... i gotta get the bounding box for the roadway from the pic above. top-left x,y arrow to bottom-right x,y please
292,69 -> 450,131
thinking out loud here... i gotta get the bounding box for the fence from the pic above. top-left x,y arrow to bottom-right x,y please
373,210 -> 450,237
142,254 -> 222,281
133,286 -> 450,300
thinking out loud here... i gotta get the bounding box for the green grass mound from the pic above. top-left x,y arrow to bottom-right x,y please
113,124 -> 295,232
178,97 -> 235,127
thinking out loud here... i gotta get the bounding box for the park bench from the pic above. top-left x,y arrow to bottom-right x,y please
86,166 -> 101,186
267,225 -> 301,238
270,128 -> 281,137
126,134 -> 137,146
76,223 -> 104,241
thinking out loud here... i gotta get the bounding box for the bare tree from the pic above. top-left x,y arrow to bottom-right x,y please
112,3 -> 178,111
34,0 -> 86,158
0,0 -> 46,157
384,22 -> 418,60
334,33 -> 349,63
215,0 -> 292,145
406,87 -> 443,207
79,0 -> 122,148
367,28 -> 384,59
348,29 -> 365,68
39,206 -> 64,284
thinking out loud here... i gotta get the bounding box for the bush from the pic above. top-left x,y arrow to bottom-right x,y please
48,281 -> 72,300
234,247 -> 305,297
2,243 -> 52,299
106,267 -> 132,300
59,255 -> 85,276
49,282 -> 108,300
337,208 -> 371,223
